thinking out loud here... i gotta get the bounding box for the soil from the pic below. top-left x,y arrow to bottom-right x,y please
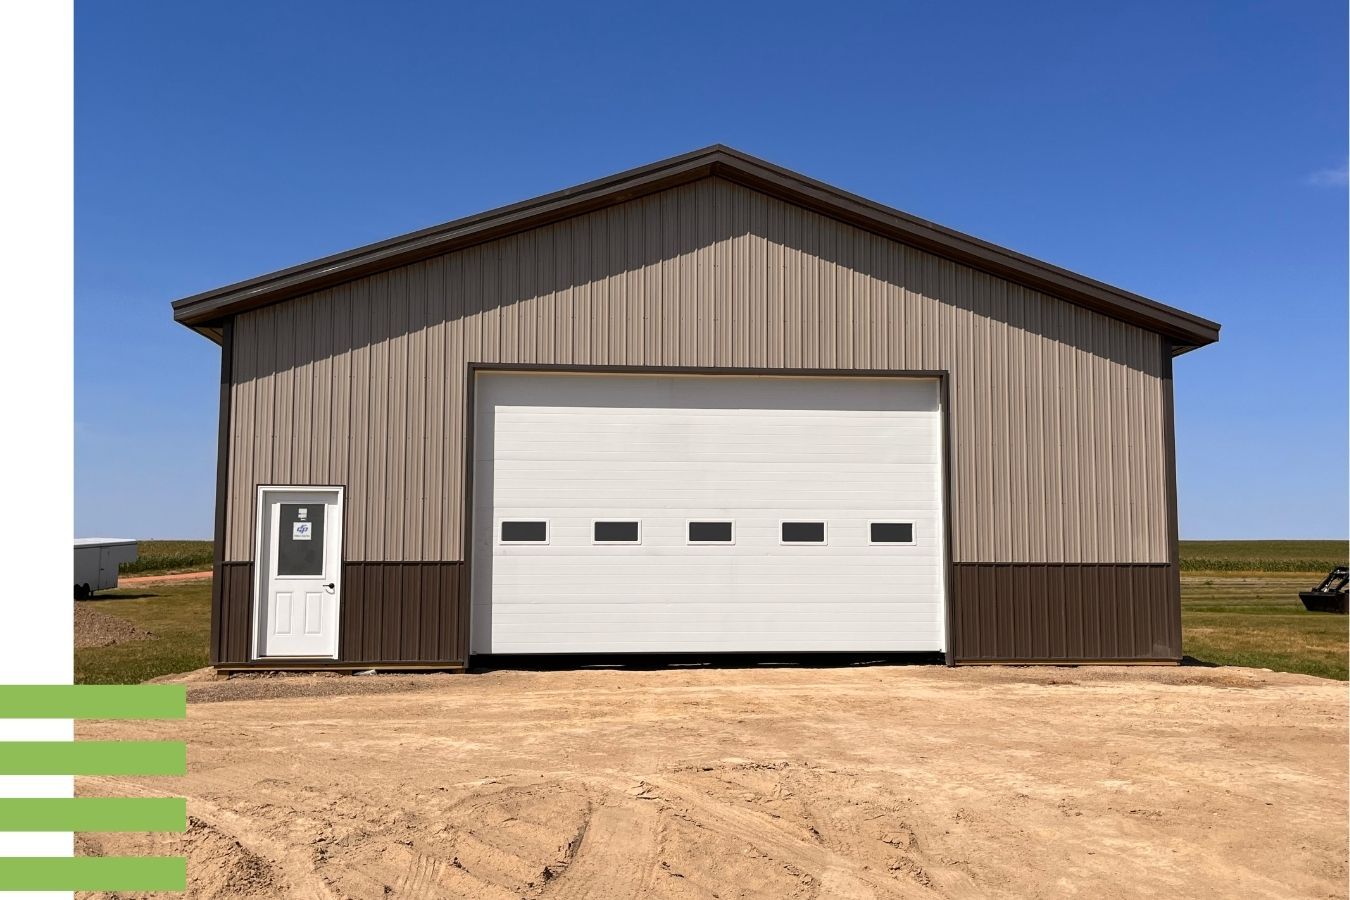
116,571 -> 213,587
77,664 -> 1347,900
72,603 -> 153,649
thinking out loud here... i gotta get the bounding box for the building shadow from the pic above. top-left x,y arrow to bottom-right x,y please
78,592 -> 159,602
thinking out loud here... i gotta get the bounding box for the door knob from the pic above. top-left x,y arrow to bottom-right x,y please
323,583 -> 335,591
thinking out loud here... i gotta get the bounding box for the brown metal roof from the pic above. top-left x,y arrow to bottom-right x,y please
171,145 -> 1221,352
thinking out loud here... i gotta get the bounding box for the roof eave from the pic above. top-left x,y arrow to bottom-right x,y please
171,145 -> 1220,350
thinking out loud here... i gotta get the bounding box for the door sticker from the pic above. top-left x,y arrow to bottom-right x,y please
292,522 -> 312,540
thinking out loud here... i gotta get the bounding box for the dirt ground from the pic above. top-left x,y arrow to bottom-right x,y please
78,664 -> 1347,900
72,603 -> 153,649
116,571 -> 213,587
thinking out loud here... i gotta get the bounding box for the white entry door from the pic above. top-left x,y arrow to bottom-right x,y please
254,486 -> 343,658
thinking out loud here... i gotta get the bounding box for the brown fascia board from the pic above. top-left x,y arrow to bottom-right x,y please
171,145 -> 1221,352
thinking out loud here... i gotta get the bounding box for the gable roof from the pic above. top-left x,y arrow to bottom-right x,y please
171,145 -> 1220,352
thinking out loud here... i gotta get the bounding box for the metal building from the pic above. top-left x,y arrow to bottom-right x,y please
172,146 -> 1220,670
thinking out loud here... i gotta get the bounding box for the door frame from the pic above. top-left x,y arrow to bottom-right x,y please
462,364 -> 954,663
251,484 -> 345,660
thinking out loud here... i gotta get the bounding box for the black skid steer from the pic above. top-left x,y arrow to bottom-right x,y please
1299,567 -> 1348,614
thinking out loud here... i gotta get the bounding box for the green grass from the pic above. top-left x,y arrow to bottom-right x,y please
1181,572 -> 1348,680
118,540 -> 213,576
1179,539 -> 1347,573
1178,540 -> 1347,680
74,581 -> 211,685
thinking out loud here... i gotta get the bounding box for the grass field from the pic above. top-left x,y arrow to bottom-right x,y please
74,580 -> 211,684
75,540 -> 1348,684
1177,541 -> 1346,680
1182,574 -> 1347,680
118,539 -> 213,576
1179,539 -> 1346,572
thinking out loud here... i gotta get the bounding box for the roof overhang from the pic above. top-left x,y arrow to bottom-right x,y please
171,145 -> 1220,353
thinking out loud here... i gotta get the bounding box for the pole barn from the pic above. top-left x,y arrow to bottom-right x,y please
172,146 -> 1219,671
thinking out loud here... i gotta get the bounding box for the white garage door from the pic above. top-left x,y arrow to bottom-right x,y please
470,372 -> 946,654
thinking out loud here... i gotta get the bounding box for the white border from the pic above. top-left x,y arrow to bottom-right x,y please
0,0 -> 75,881
252,485 -> 344,660
591,519 -> 642,545
778,520 -> 828,545
686,519 -> 735,545
868,520 -> 916,545
498,518 -> 550,545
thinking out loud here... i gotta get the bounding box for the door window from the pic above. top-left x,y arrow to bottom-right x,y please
501,520 -> 548,543
869,522 -> 914,544
593,521 -> 640,543
780,521 -> 827,544
687,521 -> 734,543
277,503 -> 326,575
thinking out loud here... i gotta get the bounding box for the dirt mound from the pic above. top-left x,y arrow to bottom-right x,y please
79,816 -> 281,899
73,603 -> 152,649
76,665 -> 1347,899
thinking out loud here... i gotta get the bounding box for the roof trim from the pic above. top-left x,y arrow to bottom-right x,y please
171,145 -> 1220,351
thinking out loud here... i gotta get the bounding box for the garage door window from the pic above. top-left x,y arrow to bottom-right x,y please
687,521 -> 734,544
501,520 -> 548,544
870,522 -> 914,545
593,520 -> 641,544
780,521 -> 826,544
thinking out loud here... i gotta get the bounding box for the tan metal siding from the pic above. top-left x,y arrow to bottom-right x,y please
225,177 -> 1169,564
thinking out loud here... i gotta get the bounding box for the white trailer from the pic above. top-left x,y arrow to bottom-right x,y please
74,538 -> 138,598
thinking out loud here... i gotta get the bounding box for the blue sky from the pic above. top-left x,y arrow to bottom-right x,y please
76,0 -> 1347,540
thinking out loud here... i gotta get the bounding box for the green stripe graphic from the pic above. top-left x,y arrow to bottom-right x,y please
0,797 -> 186,832
0,856 -> 186,891
0,685 -> 186,719
0,687 -> 191,890
0,742 -> 185,775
